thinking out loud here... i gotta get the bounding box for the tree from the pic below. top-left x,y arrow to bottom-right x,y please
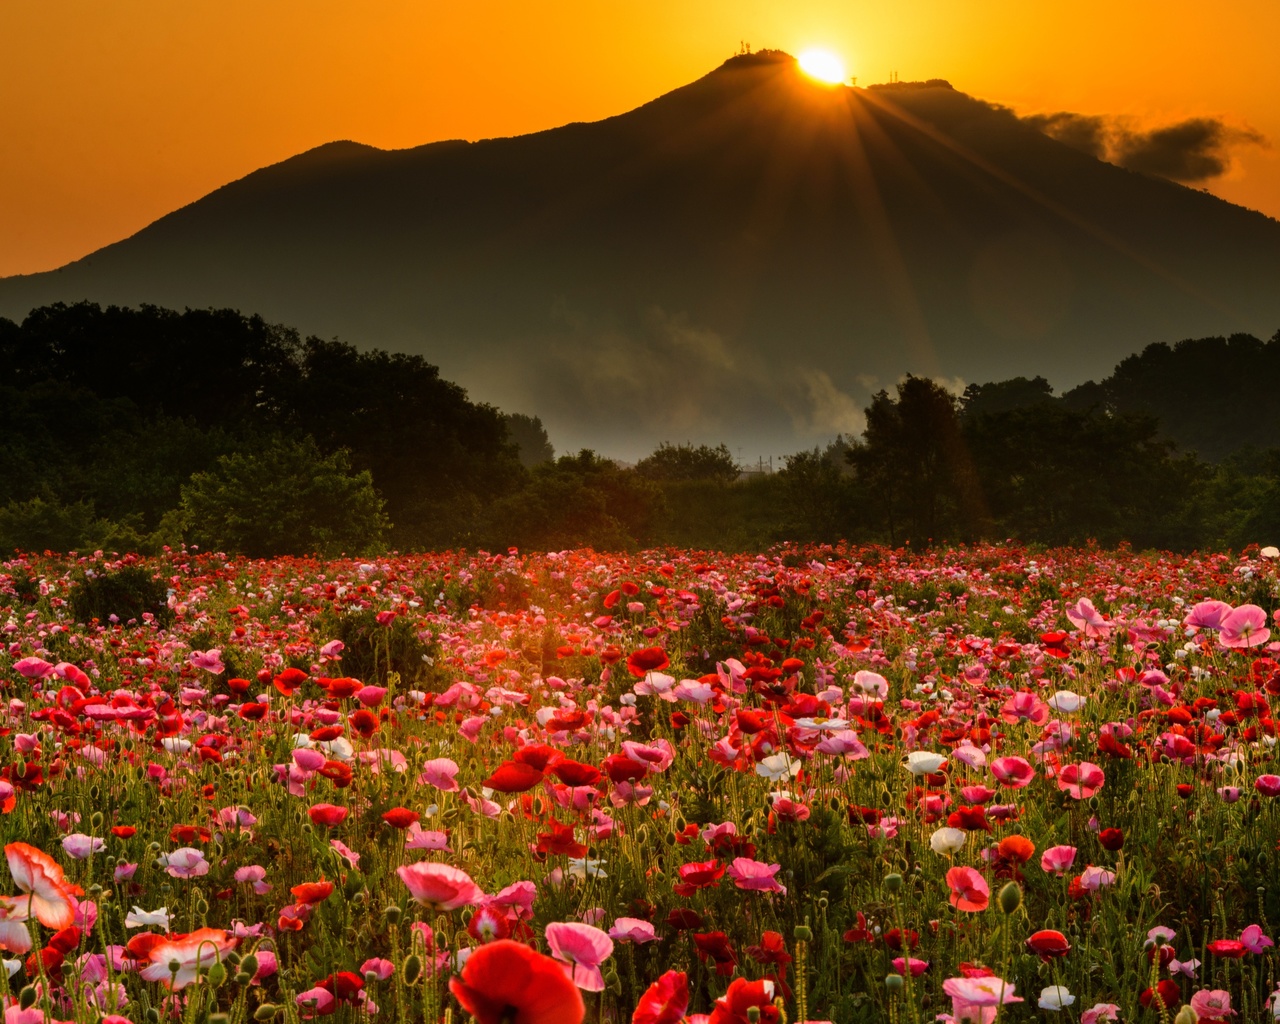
179,436 -> 389,557
846,376 -> 982,545
503,413 -> 555,468
635,442 -> 739,484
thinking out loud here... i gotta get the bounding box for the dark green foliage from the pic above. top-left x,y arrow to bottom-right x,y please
67,565 -> 171,627
0,492 -> 145,556
635,442 -> 739,484
316,607 -> 444,688
179,436 -> 389,558
503,413 -> 555,468
484,451 -> 667,551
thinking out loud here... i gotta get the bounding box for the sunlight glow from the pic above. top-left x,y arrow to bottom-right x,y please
798,49 -> 847,85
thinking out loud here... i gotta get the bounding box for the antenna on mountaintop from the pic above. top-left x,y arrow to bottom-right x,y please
889,70 -> 899,84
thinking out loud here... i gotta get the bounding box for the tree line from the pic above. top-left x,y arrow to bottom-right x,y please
0,302 -> 1276,556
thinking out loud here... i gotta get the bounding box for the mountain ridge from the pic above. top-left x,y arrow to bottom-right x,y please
4,52 -> 1280,458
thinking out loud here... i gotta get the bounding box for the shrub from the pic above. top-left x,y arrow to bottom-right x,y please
68,565 -> 171,626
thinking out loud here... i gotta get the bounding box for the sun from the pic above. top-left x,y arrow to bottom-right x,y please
797,49 -> 847,85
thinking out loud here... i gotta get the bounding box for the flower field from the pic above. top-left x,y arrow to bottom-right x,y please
2,542 -> 1280,1024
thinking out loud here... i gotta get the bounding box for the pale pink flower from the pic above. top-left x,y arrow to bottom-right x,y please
189,649 -> 225,674
485,880 -> 537,920
1040,845 -> 1077,875
1079,865 -> 1116,890
726,858 -> 787,894
329,839 -> 361,869
396,862 -> 483,911
61,833 -> 105,859
1183,600 -> 1233,632
156,847 -> 210,878
608,917 -> 657,943
1065,598 -> 1110,637
404,825 -> 451,851
545,921 -> 614,991
1190,988 -> 1236,1021
946,866 -> 990,912
360,958 -> 394,981
1080,1003 -> 1120,1024
942,975 -> 1022,1023
1219,605 -> 1270,648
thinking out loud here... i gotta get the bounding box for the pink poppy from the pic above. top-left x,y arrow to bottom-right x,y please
726,858 -> 787,895
942,975 -> 1022,1022
6,842 -> 83,929
1189,989 -> 1235,1021
1183,600 -> 1233,632
419,757 -> 460,793
1000,692 -> 1050,726
137,927 -> 238,989
945,866 -> 990,912
1219,605 -> 1270,648
607,917 -> 657,943
989,757 -> 1035,788
397,862 -> 483,911
1241,924 -> 1274,954
1255,776 -> 1280,797
189,650 -> 225,674
1079,865 -> 1116,890
1056,763 -> 1105,800
1065,598 -> 1110,637
545,921 -> 614,992
1040,845 -> 1077,875
157,847 -> 210,879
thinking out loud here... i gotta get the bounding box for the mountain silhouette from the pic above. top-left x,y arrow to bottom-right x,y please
4,50 -> 1280,458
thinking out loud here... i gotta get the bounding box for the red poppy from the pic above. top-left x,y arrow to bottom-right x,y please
665,909 -> 703,931
274,667 -> 308,696
1140,980 -> 1182,1009
308,804 -> 348,826
1026,930 -> 1070,961
883,929 -> 920,951
746,931 -> 792,966
349,709 -> 379,737
318,760 -> 353,787
693,932 -> 738,976
632,970 -> 688,1024
169,825 -> 211,844
47,926 -> 81,955
512,745 -> 562,771
997,835 -> 1035,864
603,754 -> 648,783
381,807 -> 420,829
318,971 -> 364,1000
310,726 -> 344,742
238,702 -> 268,722
708,977 -> 780,1024
551,760 -> 602,787
626,647 -> 670,678
483,761 -> 545,793
535,820 -> 587,858
321,677 -> 363,699
947,806 -> 991,832
111,826 -> 137,839
1098,827 -> 1124,851
291,880 -> 335,905
448,939 -> 584,1024
1207,939 -> 1247,958
674,860 -> 725,897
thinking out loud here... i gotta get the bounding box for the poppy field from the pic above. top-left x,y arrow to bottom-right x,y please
2,541 -> 1280,1024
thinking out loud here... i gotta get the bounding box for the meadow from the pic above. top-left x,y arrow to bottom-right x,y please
1,541 -> 1278,1023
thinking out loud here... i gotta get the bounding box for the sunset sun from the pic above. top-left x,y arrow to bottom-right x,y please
797,48 -> 847,84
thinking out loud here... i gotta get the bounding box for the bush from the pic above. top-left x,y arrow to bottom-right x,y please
0,493 -> 146,556
179,436 -> 390,558
68,565 -> 171,627
315,607 -> 446,689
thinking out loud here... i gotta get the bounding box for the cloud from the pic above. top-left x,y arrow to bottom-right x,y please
1024,111 -> 1266,183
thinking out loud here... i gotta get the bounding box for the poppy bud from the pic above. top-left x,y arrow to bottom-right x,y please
146,1010 -> 161,1024
999,882 -> 1022,914
885,974 -> 904,993
91,811 -> 104,830
884,872 -> 904,894
210,1015 -> 230,1024
253,1005 -> 279,1021
746,1008 -> 761,1023
795,924 -> 812,941
18,987 -> 35,1010
403,954 -> 422,985
239,954 -> 259,980
207,961 -> 227,987
383,907 -> 401,926
1174,1007 -> 1197,1024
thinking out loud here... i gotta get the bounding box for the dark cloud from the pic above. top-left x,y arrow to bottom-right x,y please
1024,111 -> 1266,183
1022,112 -> 1110,160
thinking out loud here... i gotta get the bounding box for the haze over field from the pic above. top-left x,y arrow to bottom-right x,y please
3,52 -> 1279,458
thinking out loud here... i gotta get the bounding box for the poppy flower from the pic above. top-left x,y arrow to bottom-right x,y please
137,928 -> 238,989
989,757 -> 1035,788
1056,762 -> 1105,799
693,931 -> 738,976
290,881 -> 334,905
111,826 -> 137,839
626,647 -> 670,678
632,970 -> 688,1024
448,939 -> 584,1024
273,667 -> 308,696
545,921 -> 614,991
5,842 -> 84,929
381,807 -> 420,829
484,761 -> 545,793
946,866 -> 990,912
674,860 -> 725,897
1206,939 -> 1247,958
1098,828 -> 1124,851
708,977 -> 779,1024
998,835 -> 1035,864
308,804 -> 348,826
1140,980 -> 1182,1009
551,760 -> 602,787
1026,930 -> 1070,960
397,862 -> 483,911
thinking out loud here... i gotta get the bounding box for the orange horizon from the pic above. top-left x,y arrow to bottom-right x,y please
3,0 -> 1278,280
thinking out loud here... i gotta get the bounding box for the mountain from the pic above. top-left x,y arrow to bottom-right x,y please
4,50 -> 1280,458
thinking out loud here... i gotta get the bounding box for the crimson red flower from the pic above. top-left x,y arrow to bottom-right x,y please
321,677 -> 363,699
381,807 -> 419,829
168,825 -> 211,844
746,931 -> 792,966
483,761 -> 545,793
626,647 -> 670,678
1026,930 -> 1070,961
708,978 -> 780,1024
318,760 -> 353,787
883,928 -> 919,951
997,835 -> 1035,864
1098,827 -> 1124,851
665,909 -> 703,931
349,709 -> 379,737
513,744 -> 562,771
632,970 -> 688,1024
603,754 -> 648,783
1140,980 -> 1182,1009
551,760 -> 602,786
111,826 -> 136,839
1207,939 -> 1247,958
448,939 -> 584,1024
693,931 -> 738,976
535,820 -> 588,858
308,804 -> 348,826
674,860 -> 725,897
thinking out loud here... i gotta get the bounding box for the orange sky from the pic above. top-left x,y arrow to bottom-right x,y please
3,0 -> 1277,279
